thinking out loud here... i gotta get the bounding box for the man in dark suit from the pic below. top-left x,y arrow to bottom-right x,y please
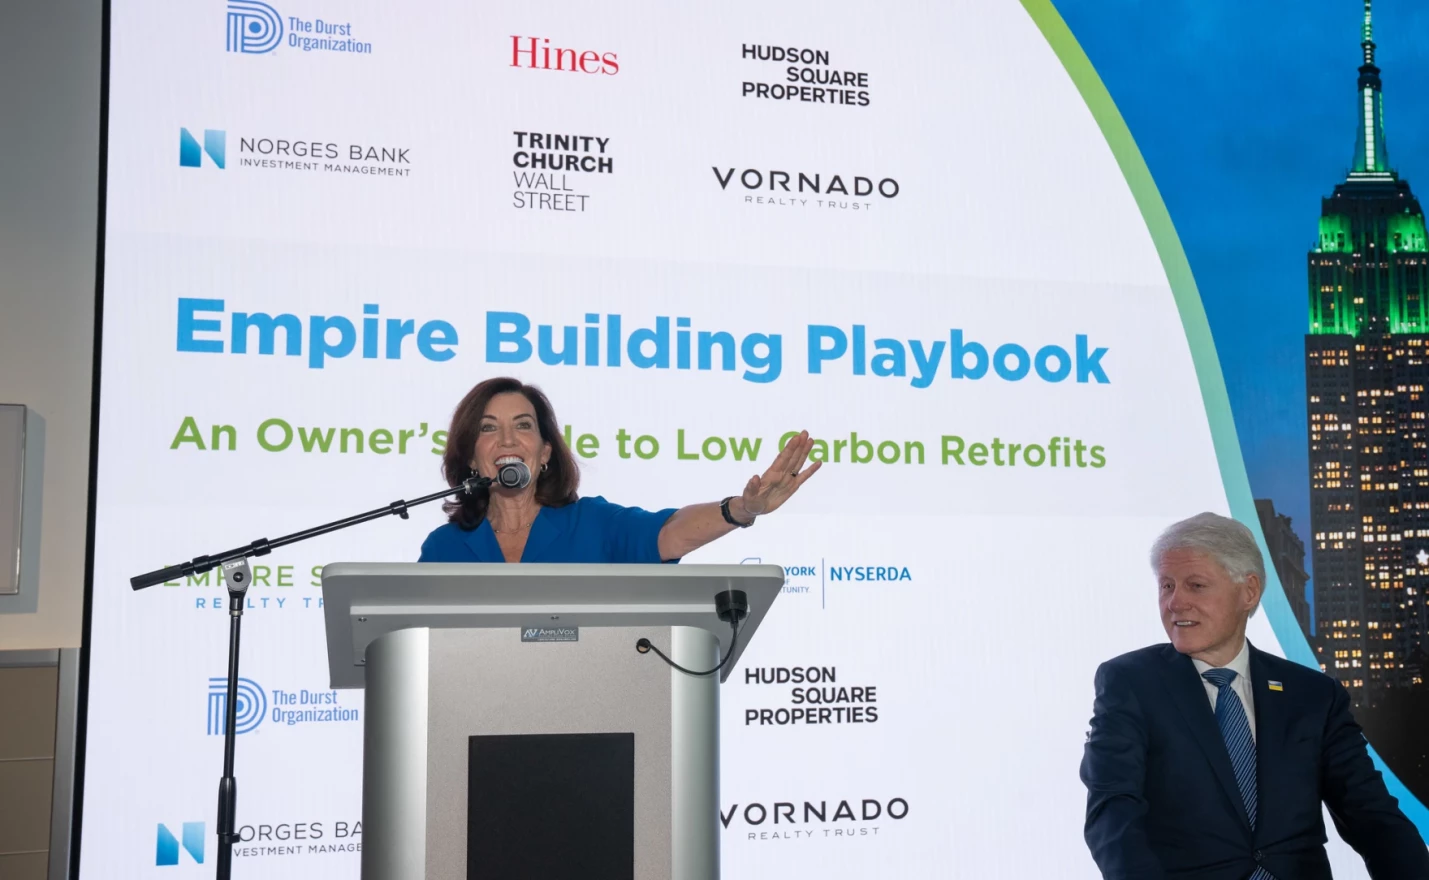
1081,512 -> 1429,879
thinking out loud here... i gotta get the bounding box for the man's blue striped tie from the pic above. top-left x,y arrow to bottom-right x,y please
1202,667 -> 1273,880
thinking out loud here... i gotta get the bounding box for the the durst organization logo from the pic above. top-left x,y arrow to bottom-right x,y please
511,131 -> 614,213
207,676 -> 267,735
206,676 -> 360,734
712,166 -> 899,212
156,821 -> 205,866
176,126 -> 413,178
226,0 -> 375,55
226,1 -> 282,53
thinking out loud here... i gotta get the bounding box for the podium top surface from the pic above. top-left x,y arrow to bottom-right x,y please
320,562 -> 784,687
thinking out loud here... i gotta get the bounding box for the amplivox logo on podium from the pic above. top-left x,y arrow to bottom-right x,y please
156,821 -> 205,866
522,627 -> 579,642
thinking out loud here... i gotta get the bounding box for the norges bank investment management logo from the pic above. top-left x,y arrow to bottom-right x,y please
226,0 -> 374,56
156,821 -> 205,866
177,126 -> 413,178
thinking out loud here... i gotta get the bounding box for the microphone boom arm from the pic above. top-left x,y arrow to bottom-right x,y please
130,475 -> 492,591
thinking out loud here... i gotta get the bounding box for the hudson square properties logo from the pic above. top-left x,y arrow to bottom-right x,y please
226,0 -> 374,55
207,676 -> 360,734
739,43 -> 872,107
156,821 -> 205,866
178,126 -> 413,178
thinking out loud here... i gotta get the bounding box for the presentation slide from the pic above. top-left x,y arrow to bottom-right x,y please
78,0 -> 1428,875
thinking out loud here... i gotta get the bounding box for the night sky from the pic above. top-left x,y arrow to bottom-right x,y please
1055,0 -> 1429,619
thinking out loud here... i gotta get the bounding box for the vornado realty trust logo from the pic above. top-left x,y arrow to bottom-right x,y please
176,127 -> 413,178
225,0 -> 375,56
712,167 -> 899,212
739,43 -> 871,107
511,131 -> 613,213
206,676 -> 359,734
721,797 -> 909,841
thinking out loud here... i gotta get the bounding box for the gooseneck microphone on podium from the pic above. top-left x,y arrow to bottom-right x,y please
128,474 -> 495,880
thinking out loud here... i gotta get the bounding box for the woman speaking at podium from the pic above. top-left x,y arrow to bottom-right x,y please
418,377 -> 820,563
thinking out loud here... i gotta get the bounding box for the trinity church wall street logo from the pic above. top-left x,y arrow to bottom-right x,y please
511,131 -> 614,213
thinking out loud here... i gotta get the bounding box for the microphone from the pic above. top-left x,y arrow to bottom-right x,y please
495,460 -> 532,489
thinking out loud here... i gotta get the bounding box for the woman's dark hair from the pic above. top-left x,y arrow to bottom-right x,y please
441,377 -> 580,529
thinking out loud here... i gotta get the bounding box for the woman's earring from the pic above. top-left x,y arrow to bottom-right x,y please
541,462 -> 548,473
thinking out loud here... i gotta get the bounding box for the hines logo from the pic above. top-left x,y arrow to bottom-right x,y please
510,36 -> 618,75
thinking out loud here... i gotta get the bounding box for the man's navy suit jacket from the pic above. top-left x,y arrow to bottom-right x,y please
1081,641 -> 1429,879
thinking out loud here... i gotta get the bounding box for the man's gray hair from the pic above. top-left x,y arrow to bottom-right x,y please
1149,512 -> 1266,585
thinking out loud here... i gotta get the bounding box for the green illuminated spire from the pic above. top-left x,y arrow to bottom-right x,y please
1351,0 -> 1393,178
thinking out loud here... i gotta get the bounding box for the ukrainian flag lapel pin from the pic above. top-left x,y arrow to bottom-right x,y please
1268,680 -> 1284,692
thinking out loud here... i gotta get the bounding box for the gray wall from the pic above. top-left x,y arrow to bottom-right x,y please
0,0 -> 103,650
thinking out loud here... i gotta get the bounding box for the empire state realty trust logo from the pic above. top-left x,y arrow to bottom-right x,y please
176,126 -> 413,178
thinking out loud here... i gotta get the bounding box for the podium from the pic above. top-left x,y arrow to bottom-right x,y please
321,562 -> 785,880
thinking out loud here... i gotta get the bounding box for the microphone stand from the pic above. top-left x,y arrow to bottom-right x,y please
130,475 -> 491,880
